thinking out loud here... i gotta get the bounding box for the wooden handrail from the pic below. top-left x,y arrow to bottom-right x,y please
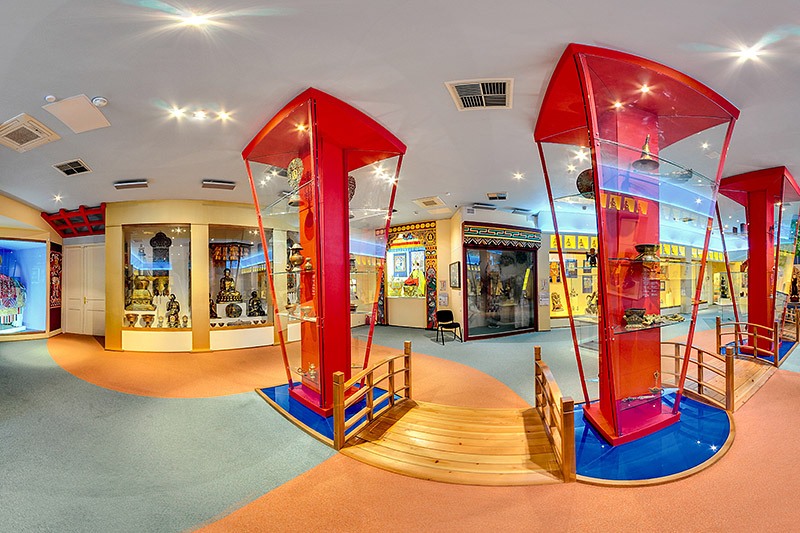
660,341 -> 733,412
332,341 -> 412,450
534,345 -> 575,482
717,320 -> 782,367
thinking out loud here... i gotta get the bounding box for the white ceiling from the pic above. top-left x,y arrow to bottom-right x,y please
0,1 -> 797,226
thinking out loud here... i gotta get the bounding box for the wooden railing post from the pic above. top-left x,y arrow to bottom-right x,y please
795,309 -> 800,342
333,371 -> 346,450
774,320 -> 781,367
388,358 -> 396,407
697,348 -> 704,396
674,343 -> 681,380
716,316 -> 722,355
733,322 -> 741,354
366,373 -> 374,422
725,346 -> 735,412
561,396 -> 575,482
404,340 -> 412,399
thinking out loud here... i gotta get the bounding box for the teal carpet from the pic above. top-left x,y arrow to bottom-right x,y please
0,339 -> 334,533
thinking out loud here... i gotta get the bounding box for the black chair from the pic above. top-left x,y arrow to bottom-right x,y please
436,309 -> 462,345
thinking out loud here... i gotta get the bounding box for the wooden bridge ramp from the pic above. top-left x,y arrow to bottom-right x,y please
339,400 -> 564,486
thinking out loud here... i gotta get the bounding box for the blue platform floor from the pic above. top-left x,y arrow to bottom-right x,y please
575,391 -> 731,482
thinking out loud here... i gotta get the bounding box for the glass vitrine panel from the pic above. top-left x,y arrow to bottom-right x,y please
123,225 -> 191,329
0,239 -> 46,334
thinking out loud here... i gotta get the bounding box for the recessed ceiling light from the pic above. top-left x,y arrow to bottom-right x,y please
567,164 -> 576,172
179,12 -> 212,27
217,111 -> 231,120
44,95 -> 57,103
513,172 -> 524,181
169,107 -> 185,118
612,101 -> 623,109
701,142 -> 709,150
53,194 -> 62,203
640,84 -> 651,94
193,110 -> 207,120
735,44 -> 762,62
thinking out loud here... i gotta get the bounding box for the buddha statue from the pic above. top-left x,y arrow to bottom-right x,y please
247,291 -> 267,317
126,275 -> 155,311
216,268 -> 242,302
166,294 -> 180,328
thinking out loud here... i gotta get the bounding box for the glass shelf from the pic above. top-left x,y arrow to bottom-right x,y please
278,311 -> 317,323
613,318 -> 686,335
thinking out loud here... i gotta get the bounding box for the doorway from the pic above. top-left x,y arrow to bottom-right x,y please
63,244 -> 105,336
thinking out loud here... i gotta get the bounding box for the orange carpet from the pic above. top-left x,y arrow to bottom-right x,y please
197,369 -> 800,532
47,334 -> 528,406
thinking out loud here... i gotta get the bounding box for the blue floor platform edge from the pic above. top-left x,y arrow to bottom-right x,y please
575,391 -> 732,482
260,383 -> 393,441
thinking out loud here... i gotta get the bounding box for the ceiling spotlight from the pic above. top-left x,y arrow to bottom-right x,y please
736,45 -> 762,62
193,110 -> 207,120
44,95 -> 57,103
91,96 -> 108,108
217,111 -> 231,120
169,107 -> 185,118
612,101 -> 623,109
701,142 -> 710,150
53,194 -> 62,203
640,84 -> 651,94
179,12 -> 212,27
513,172 -> 524,181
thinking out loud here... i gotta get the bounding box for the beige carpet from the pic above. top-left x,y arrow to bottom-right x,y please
198,369 -> 800,532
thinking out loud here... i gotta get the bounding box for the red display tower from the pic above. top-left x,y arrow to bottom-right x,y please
535,44 -> 739,445
720,167 -> 800,354
242,88 -> 406,416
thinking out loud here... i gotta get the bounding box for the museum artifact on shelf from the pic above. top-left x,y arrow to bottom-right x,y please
534,43 -> 739,444
122,225 -> 191,329
243,88 -> 406,416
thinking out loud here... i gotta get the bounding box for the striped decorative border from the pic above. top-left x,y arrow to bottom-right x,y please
463,223 -> 541,249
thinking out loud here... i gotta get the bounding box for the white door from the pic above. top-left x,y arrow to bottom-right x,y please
63,244 -> 105,335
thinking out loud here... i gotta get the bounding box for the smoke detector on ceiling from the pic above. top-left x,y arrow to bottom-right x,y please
445,79 -> 513,110
0,113 -> 61,153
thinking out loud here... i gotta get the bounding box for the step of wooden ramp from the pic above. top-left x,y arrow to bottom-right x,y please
339,400 -> 564,486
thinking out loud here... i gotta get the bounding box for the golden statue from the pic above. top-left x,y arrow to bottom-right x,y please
216,268 -> 242,302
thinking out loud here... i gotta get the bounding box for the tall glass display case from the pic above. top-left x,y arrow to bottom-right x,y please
720,167 -> 800,354
123,225 -> 191,329
243,88 -> 406,416
535,44 -> 739,444
208,225 -> 272,328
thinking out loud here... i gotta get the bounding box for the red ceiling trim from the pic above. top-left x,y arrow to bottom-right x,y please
41,203 -> 106,238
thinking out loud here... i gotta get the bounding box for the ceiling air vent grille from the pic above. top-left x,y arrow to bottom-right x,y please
54,159 -> 92,176
0,113 -> 61,153
446,79 -> 513,111
412,196 -> 446,209
487,192 -> 507,201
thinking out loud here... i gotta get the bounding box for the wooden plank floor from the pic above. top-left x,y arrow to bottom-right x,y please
339,400 -> 564,486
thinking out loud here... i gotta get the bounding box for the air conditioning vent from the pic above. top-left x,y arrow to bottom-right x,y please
54,159 -> 92,176
202,179 -> 236,190
511,207 -> 532,215
472,203 -> 497,211
412,196 -> 447,209
487,192 -> 507,201
445,79 -> 513,111
114,179 -> 148,190
0,113 -> 60,153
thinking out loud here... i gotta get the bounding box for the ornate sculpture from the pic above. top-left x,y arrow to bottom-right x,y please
166,294 -> 180,328
126,275 -> 155,311
209,294 -> 218,318
216,268 -> 242,302
247,291 -> 267,316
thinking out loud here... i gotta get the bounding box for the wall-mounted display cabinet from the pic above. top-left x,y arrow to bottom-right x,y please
0,239 -> 47,335
535,43 -> 739,445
